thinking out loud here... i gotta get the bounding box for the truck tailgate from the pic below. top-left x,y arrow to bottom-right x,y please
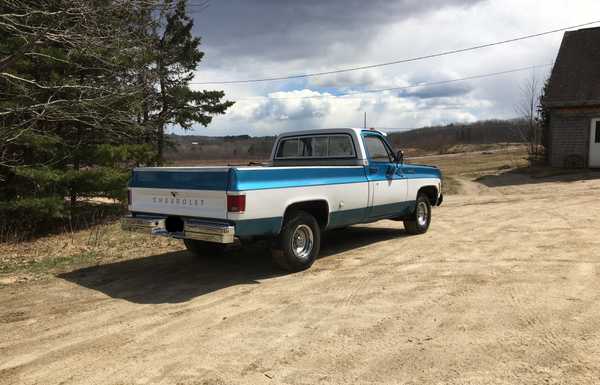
128,167 -> 231,219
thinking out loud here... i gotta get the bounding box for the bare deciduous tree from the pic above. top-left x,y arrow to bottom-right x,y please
514,73 -> 544,165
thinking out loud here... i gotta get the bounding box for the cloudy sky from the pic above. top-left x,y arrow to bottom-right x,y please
179,0 -> 600,137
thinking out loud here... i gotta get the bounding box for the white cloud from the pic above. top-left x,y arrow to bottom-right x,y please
177,0 -> 600,136
181,89 -> 491,136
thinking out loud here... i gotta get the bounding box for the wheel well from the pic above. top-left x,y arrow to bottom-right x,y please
418,186 -> 438,205
283,200 -> 329,230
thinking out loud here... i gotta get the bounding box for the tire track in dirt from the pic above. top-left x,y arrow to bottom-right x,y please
502,260 -> 600,377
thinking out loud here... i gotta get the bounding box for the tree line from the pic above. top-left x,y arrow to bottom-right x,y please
164,118 -> 538,163
0,0 -> 233,240
386,119 -> 531,154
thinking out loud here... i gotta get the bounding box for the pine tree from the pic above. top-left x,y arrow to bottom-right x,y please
147,0 -> 234,164
0,0 -> 232,240
0,1 -> 151,239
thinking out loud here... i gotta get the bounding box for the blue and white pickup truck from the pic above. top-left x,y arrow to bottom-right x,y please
122,128 -> 443,271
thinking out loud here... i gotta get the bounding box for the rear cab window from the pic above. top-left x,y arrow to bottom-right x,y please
275,134 -> 356,159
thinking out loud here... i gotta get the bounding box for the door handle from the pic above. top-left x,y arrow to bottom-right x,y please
369,167 -> 378,174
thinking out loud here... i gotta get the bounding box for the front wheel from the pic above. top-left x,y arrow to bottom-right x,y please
404,194 -> 431,235
271,211 -> 321,272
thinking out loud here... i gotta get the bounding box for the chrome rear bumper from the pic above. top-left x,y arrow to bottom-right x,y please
121,215 -> 235,244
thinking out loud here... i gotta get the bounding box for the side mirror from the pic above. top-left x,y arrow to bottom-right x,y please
396,150 -> 404,164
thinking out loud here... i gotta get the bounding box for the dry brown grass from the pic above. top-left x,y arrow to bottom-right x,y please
413,145 -> 528,176
410,144 -> 529,194
0,221 -> 182,281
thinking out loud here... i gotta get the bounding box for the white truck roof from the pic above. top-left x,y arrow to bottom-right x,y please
276,127 -> 386,138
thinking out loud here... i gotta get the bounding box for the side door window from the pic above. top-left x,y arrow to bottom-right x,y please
364,135 -> 393,163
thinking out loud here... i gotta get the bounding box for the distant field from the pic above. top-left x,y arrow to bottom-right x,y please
412,144 -> 528,194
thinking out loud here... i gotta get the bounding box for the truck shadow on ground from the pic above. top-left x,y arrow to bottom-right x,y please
58,225 -> 405,304
476,168 -> 600,188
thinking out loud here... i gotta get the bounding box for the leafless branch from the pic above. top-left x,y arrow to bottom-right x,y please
513,72 -> 543,165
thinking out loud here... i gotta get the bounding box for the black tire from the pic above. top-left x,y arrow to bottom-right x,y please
404,193 -> 431,235
271,210 -> 321,272
183,239 -> 227,257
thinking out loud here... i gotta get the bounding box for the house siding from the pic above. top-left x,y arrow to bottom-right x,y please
549,107 -> 600,167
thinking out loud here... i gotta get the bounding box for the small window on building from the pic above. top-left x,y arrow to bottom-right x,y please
276,134 -> 355,159
596,120 -> 600,143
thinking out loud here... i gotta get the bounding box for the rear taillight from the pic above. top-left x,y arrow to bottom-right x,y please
127,189 -> 132,206
227,194 -> 246,213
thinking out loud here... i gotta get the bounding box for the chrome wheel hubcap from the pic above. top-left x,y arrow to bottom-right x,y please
291,224 -> 314,260
416,201 -> 429,227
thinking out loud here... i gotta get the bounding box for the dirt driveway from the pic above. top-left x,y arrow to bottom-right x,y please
2,173 -> 600,385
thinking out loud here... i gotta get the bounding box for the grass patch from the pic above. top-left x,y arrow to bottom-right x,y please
0,201 -> 126,243
410,145 -> 529,195
0,251 -> 98,275
0,221 -> 183,279
434,149 -> 527,177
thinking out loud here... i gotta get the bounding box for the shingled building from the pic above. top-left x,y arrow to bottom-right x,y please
544,27 -> 600,168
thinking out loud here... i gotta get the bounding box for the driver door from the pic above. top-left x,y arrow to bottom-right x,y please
362,133 -> 408,218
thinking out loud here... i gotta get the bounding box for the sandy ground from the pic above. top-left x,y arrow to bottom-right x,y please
2,172 -> 600,385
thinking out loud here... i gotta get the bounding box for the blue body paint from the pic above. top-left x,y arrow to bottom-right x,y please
130,164 -> 440,191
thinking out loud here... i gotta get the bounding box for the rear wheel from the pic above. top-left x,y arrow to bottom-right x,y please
272,211 -> 321,272
404,193 -> 431,235
183,239 -> 227,257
